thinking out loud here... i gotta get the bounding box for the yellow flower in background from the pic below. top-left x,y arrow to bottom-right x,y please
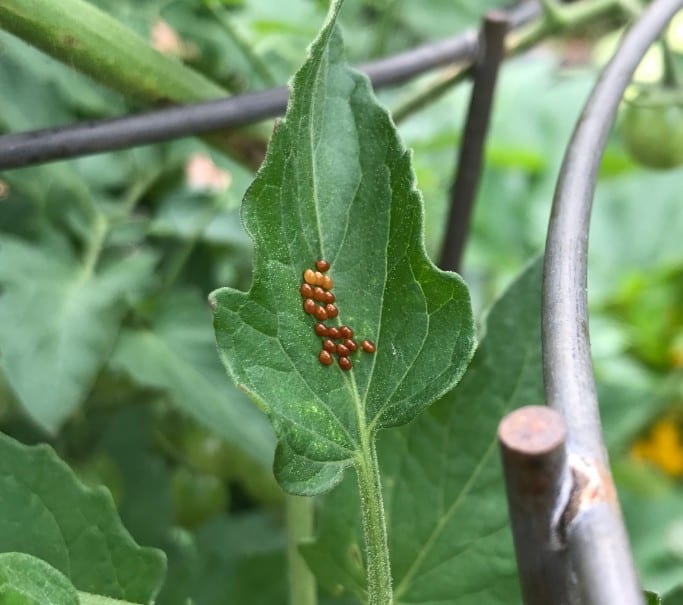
632,418 -> 683,477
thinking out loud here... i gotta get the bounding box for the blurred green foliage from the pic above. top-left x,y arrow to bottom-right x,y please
0,0 -> 682,602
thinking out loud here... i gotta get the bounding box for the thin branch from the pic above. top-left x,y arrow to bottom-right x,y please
0,2 -> 540,171
439,10 -> 510,272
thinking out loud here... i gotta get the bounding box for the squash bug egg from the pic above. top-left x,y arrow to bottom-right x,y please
338,357 -> 352,371
322,339 -> 336,353
361,339 -> 376,353
313,271 -> 325,285
314,323 -> 328,337
303,299 -> 317,314
323,291 -> 336,304
344,338 -> 357,352
313,286 -> 326,302
319,350 -> 333,366
325,304 -> 338,318
328,327 -> 340,340
339,326 -> 353,339
316,259 -> 330,272
321,275 -> 333,290
336,343 -> 351,357
303,269 -> 316,285
300,283 -> 313,298
314,306 -> 328,321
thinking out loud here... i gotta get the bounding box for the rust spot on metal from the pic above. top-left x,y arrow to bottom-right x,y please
498,405 -> 566,456
562,454 -> 618,527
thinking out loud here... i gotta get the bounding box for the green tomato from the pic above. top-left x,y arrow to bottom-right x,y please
619,86 -> 683,170
171,467 -> 229,529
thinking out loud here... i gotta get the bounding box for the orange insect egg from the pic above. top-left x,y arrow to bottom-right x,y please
314,323 -> 328,337
313,271 -> 325,286
323,291 -> 336,304
325,304 -> 339,319
303,269 -> 317,285
303,299 -> 317,314
361,339 -> 376,353
313,286 -> 326,302
339,326 -> 353,339
338,357 -> 352,371
314,305 -> 328,321
316,259 -> 330,272
321,275 -> 333,290
336,343 -> 351,357
344,338 -> 357,352
300,283 -> 314,298
322,339 -> 336,353
328,327 -> 340,340
319,350 -> 333,366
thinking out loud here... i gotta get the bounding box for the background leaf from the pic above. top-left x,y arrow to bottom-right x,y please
304,258 -> 544,603
211,2 -> 475,495
0,432 -> 166,603
0,236 -> 155,432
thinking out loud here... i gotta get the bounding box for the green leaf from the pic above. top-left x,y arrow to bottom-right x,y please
0,553 -> 78,605
0,236 -> 155,432
110,289 -> 275,469
304,258 -> 544,603
210,1 -> 475,495
0,431 -> 166,603
647,590 -> 663,605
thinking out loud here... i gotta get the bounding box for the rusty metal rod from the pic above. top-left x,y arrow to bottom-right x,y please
542,0 -> 683,604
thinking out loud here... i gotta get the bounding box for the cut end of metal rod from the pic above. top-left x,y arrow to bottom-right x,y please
499,405 -> 566,456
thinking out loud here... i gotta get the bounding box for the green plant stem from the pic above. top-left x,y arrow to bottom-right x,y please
356,437 -> 393,605
286,495 -> 317,605
660,36 -> 679,88
393,0 -> 627,124
0,0 -> 267,168
203,1 -> 277,86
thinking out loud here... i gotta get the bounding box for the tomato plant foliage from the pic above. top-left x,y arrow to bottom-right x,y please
210,1 -> 475,495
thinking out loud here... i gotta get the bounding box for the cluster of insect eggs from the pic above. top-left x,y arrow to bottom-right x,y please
301,259 -> 376,370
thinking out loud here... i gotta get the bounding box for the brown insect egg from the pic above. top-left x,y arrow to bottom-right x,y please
313,286 -> 326,302
319,350 -> 333,366
339,326 -> 353,339
344,338 -> 357,352
313,271 -> 325,286
327,327 -> 340,340
303,299 -> 317,314
325,304 -> 339,318
323,291 -> 336,304
314,323 -> 328,337
361,339 -> 376,353
336,343 -> 351,357
303,269 -> 316,285
322,339 -> 336,353
314,305 -> 328,321
321,275 -> 333,290
338,356 -> 352,371
300,283 -> 314,298
316,259 -> 330,272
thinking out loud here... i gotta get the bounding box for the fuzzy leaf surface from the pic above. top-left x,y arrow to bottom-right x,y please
0,432 -> 166,603
303,259 -> 544,603
210,2 -> 474,495
0,553 -> 78,605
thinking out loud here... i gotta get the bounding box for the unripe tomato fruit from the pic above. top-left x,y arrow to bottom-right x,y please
618,86 -> 683,170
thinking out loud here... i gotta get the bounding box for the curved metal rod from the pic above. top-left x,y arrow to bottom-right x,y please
0,2 -> 539,171
543,0 -> 682,604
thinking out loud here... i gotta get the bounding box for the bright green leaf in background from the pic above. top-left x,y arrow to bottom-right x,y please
0,236 -> 155,432
0,432 -> 166,603
210,1 -> 475,496
304,258 -> 543,604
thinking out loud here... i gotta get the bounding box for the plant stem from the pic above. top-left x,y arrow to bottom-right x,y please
356,437 -> 393,605
660,36 -> 679,88
286,495 -> 317,605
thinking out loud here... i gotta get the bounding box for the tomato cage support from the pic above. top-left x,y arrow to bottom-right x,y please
498,1 -> 683,604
